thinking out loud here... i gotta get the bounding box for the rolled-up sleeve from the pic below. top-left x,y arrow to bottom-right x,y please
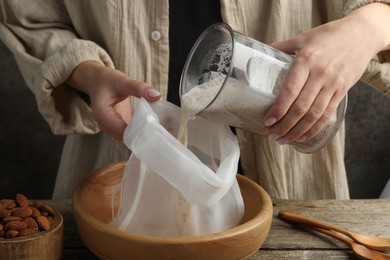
344,0 -> 390,96
0,0 -> 114,134
344,0 -> 390,13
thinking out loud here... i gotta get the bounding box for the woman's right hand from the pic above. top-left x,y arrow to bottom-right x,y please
66,61 -> 161,141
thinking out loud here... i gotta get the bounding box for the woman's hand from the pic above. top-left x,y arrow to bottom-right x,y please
264,3 -> 390,145
66,61 -> 161,141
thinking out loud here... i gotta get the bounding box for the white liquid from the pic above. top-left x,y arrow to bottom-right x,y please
180,68 -> 339,153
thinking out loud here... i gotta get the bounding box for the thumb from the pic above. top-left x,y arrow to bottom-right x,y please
118,77 -> 161,102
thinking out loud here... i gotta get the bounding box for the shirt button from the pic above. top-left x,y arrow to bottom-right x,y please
151,30 -> 162,41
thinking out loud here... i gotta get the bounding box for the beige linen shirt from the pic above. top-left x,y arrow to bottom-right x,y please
1,0 -> 389,199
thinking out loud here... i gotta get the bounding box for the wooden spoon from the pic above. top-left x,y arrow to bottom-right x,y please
279,211 -> 390,252
308,226 -> 390,260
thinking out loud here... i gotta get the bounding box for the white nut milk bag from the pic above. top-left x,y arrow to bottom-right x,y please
110,98 -> 244,237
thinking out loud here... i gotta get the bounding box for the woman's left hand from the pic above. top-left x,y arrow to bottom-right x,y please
264,3 -> 390,145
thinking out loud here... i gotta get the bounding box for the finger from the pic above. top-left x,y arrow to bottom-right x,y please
270,73 -> 326,138
92,98 -> 131,141
114,77 -> 161,102
114,99 -> 132,124
276,87 -> 333,144
95,80 -> 160,140
99,90 -> 160,141
285,69 -> 348,143
298,92 -> 345,141
93,104 -> 128,141
264,57 -> 310,128
145,88 -> 162,101
270,39 -> 299,54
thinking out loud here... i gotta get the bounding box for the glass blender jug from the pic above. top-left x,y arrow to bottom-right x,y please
180,22 -> 347,153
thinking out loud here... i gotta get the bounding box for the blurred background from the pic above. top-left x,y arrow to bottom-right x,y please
1,41 -> 389,199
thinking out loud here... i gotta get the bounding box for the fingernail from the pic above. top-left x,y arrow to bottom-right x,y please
265,117 -> 277,127
147,88 -> 161,98
296,135 -> 307,143
268,132 -> 279,142
277,137 -> 289,145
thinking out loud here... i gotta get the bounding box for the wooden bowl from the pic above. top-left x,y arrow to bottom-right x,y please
73,161 -> 273,260
0,208 -> 64,260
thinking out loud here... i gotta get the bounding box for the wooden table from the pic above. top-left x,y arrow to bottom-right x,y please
45,199 -> 390,259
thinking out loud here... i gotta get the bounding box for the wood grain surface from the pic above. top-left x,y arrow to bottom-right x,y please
45,199 -> 390,259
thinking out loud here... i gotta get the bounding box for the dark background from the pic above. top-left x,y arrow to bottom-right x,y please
1,41 -> 389,199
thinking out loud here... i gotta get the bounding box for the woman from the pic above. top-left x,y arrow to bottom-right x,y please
0,0 -> 389,199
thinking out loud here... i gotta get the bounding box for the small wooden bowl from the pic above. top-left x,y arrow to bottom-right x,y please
0,208 -> 64,260
73,161 -> 273,260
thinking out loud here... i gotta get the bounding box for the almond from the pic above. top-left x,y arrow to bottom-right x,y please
5,229 -> 18,238
36,216 -> 50,231
31,207 -> 41,218
15,193 -> 29,207
0,199 -> 14,208
32,200 -> 44,208
3,216 -> 23,223
5,221 -> 28,231
19,228 -> 38,237
23,217 -> 38,230
11,207 -> 33,218
6,201 -> 17,210
39,204 -> 54,216
46,216 -> 54,226
0,209 -> 11,218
